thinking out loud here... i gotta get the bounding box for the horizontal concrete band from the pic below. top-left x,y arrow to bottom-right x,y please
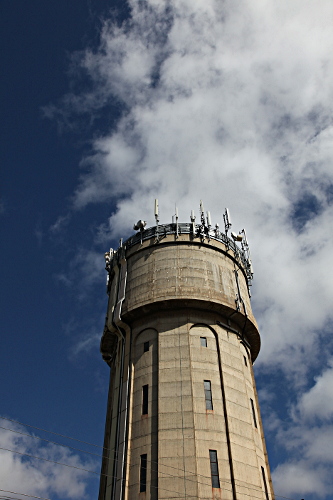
123,302 -> 260,361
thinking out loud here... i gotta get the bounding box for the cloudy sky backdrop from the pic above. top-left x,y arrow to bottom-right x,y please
2,1 -> 333,499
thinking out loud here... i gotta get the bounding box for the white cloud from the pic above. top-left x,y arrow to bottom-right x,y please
296,359 -> 333,421
73,249 -> 105,299
50,214 -> 71,234
271,420 -> 333,497
273,460 -> 330,498
71,332 -> 101,357
0,418 -> 96,498
305,426 -> 333,463
267,360 -> 333,497
54,249 -> 105,297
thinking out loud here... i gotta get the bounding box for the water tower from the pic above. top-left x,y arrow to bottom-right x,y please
99,201 -> 275,500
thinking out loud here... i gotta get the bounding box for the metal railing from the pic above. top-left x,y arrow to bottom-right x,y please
114,223 -> 253,287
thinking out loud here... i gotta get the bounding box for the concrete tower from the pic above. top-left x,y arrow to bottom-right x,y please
99,202 -> 275,500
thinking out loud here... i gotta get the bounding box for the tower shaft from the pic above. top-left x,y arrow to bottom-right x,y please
99,226 -> 275,500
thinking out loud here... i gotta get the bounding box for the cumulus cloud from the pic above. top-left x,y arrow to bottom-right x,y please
50,214 -> 71,234
271,419 -> 333,498
0,418 -> 96,498
50,0 -> 333,496
296,359 -> 333,421
267,360 -> 333,497
273,461 -> 331,498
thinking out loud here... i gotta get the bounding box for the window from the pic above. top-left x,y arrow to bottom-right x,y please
209,450 -> 220,488
200,337 -> 207,347
143,341 -> 149,353
261,466 -> 269,500
142,385 -> 149,415
204,380 -> 213,410
243,355 -> 248,367
250,398 -> 257,428
140,454 -> 147,492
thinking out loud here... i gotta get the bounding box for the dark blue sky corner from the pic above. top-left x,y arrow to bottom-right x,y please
291,192 -> 322,232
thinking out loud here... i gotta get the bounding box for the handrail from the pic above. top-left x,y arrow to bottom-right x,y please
109,223 -> 253,288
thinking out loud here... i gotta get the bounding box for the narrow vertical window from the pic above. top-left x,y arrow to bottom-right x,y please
250,398 -> 257,428
261,466 -> 269,500
140,454 -> 147,492
204,380 -> 213,410
143,341 -> 149,352
209,450 -> 220,488
243,355 -> 248,367
142,385 -> 149,415
200,336 -> 207,347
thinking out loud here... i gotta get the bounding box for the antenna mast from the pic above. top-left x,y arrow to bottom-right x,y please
154,199 -> 159,243
175,204 -> 179,239
239,228 -> 254,286
154,199 -> 159,225
190,210 -> 196,236
200,200 -> 205,226
223,208 -> 232,237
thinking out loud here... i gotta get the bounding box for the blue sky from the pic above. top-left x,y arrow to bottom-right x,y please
1,1 -> 333,499
1,1 -> 124,498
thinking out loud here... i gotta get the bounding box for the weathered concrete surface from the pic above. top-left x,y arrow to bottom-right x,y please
99,232 -> 275,500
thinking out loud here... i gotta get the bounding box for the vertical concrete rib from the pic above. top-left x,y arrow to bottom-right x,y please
214,328 -> 237,500
177,323 -> 187,499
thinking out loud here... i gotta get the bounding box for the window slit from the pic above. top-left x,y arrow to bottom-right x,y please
204,380 -> 213,410
140,454 -> 147,492
200,336 -> 207,347
250,398 -> 257,428
142,385 -> 148,415
209,450 -> 220,488
261,466 -> 269,500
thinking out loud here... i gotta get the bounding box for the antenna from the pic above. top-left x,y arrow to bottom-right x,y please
154,199 -> 159,225
239,228 -> 253,281
240,229 -> 250,257
133,220 -> 146,231
154,198 -> 160,243
190,210 -> 196,235
175,204 -> 179,238
200,200 -> 205,225
206,211 -> 212,229
231,232 -> 243,242
223,208 -> 232,236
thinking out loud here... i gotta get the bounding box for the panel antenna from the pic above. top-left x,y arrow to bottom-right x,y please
223,208 -> 232,236
200,200 -> 205,226
154,199 -> 159,225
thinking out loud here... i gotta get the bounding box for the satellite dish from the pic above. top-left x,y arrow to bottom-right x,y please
133,220 -> 147,231
231,232 -> 243,242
